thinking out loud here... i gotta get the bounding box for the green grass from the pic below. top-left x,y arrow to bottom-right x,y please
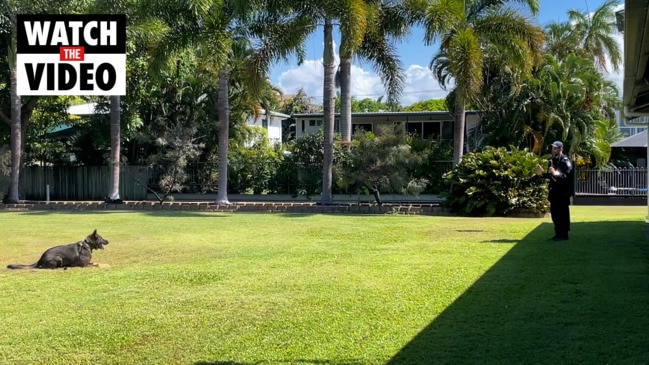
1,206 -> 648,364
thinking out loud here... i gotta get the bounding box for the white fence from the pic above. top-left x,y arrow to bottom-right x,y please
576,168 -> 648,196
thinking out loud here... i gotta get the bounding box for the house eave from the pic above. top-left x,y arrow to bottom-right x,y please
622,1 -> 649,116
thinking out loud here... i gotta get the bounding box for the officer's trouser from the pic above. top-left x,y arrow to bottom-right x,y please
550,195 -> 571,238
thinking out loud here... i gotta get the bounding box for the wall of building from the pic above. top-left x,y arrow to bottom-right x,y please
293,112 -> 481,141
245,111 -> 288,147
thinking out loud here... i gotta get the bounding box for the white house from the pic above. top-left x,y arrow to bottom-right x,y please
245,109 -> 290,147
67,103 -> 104,116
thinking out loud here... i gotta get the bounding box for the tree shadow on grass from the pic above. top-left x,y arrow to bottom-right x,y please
387,220 -> 649,364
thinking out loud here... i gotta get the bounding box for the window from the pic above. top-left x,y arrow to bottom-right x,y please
353,123 -> 373,133
442,121 -> 453,140
406,122 -> 422,136
262,118 -> 268,128
406,121 -> 442,139
423,122 -> 440,139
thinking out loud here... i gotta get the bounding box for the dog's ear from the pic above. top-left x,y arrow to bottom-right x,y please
92,229 -> 97,237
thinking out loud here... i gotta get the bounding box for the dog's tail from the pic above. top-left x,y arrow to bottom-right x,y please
6,263 -> 37,269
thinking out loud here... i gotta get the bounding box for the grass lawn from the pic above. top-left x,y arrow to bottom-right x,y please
1,206 -> 648,364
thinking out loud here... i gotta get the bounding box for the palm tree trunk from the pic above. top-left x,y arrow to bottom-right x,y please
320,18 -> 335,204
452,97 -> 466,167
107,95 -> 122,202
215,68 -> 231,204
340,57 -> 352,142
7,69 -> 21,203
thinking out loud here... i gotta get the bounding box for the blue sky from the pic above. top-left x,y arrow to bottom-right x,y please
268,0 -> 623,106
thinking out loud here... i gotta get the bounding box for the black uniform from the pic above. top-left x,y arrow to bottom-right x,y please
544,154 -> 573,239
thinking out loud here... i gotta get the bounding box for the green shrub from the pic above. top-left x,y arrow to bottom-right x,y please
285,131 -> 326,197
408,138 -> 453,194
276,130 -> 349,198
337,124 -> 427,203
442,146 -> 549,216
269,155 -> 301,195
228,127 -> 282,194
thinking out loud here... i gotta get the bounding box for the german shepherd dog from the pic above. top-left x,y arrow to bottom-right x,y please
7,230 -> 109,269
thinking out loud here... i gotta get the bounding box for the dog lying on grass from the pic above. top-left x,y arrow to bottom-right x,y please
7,230 -> 109,270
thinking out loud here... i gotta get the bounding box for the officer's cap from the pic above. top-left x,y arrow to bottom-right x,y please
551,141 -> 563,148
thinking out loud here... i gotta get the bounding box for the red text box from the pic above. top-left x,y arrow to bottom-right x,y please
60,47 -> 85,61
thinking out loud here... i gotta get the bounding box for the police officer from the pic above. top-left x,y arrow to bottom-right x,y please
536,141 -> 573,241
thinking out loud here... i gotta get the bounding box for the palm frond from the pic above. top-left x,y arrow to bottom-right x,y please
423,0 -> 464,45
358,29 -> 405,104
338,0 -> 373,57
446,27 -> 483,101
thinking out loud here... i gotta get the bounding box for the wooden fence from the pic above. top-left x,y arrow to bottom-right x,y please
0,174 -> 8,201
21,165 -> 149,200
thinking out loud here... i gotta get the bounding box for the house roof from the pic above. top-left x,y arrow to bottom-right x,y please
67,102 -> 106,115
612,130 -> 648,148
266,110 -> 290,119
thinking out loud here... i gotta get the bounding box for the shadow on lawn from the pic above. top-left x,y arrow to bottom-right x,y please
387,220 -> 649,364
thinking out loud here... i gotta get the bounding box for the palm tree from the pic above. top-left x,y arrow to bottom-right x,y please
217,3 -> 317,203
252,0 -> 337,204
423,0 -> 544,166
261,0 -> 406,203
337,0 -> 373,143
529,53 -> 621,165
107,95 -> 121,203
6,32 -> 20,203
473,42 -> 540,152
321,17 -> 336,204
567,0 -> 621,73
338,0 -> 411,142
90,1 -> 133,204
543,21 -> 587,62
252,0 -> 406,203
143,0 -> 314,203
531,54 -> 587,152
357,0 -> 416,107
478,48 -> 621,166
215,67 -> 232,203
141,0 -> 254,204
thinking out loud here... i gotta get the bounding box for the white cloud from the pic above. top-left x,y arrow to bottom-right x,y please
401,65 -> 450,106
347,65 -> 385,100
275,60 -> 449,107
276,59 -> 326,102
